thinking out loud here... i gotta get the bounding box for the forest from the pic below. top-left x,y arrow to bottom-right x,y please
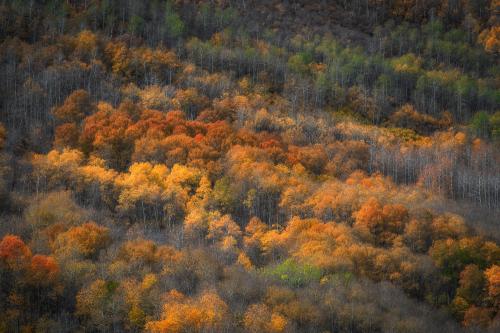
0,0 -> 499,332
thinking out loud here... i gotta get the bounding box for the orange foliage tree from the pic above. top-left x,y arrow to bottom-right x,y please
145,290 -> 231,333
0,235 -> 32,270
52,89 -> 93,124
353,197 -> 409,246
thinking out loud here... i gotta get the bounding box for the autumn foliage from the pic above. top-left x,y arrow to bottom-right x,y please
0,1 -> 499,332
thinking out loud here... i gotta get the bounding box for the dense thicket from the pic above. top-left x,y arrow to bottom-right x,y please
0,1 -> 499,332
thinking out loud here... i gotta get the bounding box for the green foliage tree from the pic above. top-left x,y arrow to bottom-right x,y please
470,111 -> 491,138
163,0 -> 184,41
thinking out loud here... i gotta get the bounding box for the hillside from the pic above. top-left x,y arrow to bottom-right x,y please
0,1 -> 499,332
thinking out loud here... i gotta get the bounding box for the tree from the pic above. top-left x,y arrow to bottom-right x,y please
456,264 -> 486,304
119,274 -> 161,330
76,279 -> 124,332
203,120 -> 234,152
133,134 -> 196,167
163,0 -> 184,41
244,303 -> 288,333
353,198 -> 408,247
129,14 -> 145,36
111,238 -> 183,279
0,123 -> 6,150
105,41 -> 131,76
390,104 -> 445,134
126,109 -> 171,140
25,191 -> 85,230
404,218 -> 432,253
429,237 -> 491,285
76,156 -> 120,209
25,191 -> 87,251
115,162 -> 169,223
462,305 -> 492,328
173,88 -> 208,120
260,217 -> 356,272
470,111 -> 491,138
479,26 -> 500,53
145,290 -> 231,333
80,102 -> 134,170
137,85 -> 171,111
485,265 -> 500,307
52,90 -> 93,124
31,149 -> 84,191
54,123 -> 79,148
27,255 -> 59,286
491,111 -> 500,141
73,30 -> 98,62
53,222 -> 111,260
430,214 -> 467,240
0,235 -> 31,270
212,176 -> 237,213
115,162 -> 202,225
291,145 -> 328,175
263,285 -> 319,329
264,259 -> 323,288
207,214 -> 242,253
